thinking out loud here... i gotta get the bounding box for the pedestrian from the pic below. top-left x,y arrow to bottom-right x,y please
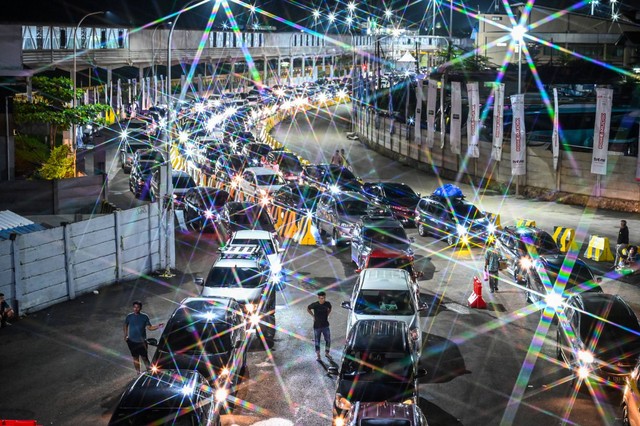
330,149 -> 342,166
0,293 -> 15,328
123,301 -> 164,375
614,219 -> 630,269
307,291 -> 332,361
340,149 -> 351,170
484,240 -> 500,293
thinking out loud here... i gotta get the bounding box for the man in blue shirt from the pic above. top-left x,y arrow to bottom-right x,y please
123,301 -> 164,374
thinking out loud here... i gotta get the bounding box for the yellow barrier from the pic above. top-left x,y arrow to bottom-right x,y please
274,205 -> 286,230
585,235 -> 614,262
295,215 -> 317,246
516,218 -> 536,228
553,226 -> 577,253
485,212 -> 501,229
280,210 -> 299,239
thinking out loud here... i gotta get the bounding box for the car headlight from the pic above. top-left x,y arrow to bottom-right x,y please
260,196 -> 271,207
402,398 -> 414,405
244,303 -> 256,313
329,185 -> 341,194
248,313 -> 261,326
334,417 -> 346,426
577,366 -> 590,379
219,367 -> 230,377
519,257 -> 533,270
204,209 -> 215,219
120,130 -> 128,140
335,394 -> 352,410
578,349 -> 594,365
456,224 -> 468,236
215,387 -> 229,403
231,176 -> 242,188
487,223 -> 496,234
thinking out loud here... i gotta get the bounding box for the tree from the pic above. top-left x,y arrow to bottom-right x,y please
436,47 -> 493,72
38,144 -> 74,179
14,76 -> 109,150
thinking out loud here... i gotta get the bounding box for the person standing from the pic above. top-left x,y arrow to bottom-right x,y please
124,301 -> 164,375
307,291 -> 332,361
330,150 -> 342,166
614,220 -> 630,269
0,293 -> 15,328
484,240 -> 501,293
340,149 -> 351,170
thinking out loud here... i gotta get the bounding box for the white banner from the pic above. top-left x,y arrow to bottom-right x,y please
426,79 -> 437,148
510,94 -> 526,176
117,79 -> 122,110
450,82 -> 462,154
414,79 -> 423,145
466,82 -> 480,158
491,83 -> 504,161
440,75 -> 446,148
636,128 -> 640,182
590,87 -> 613,175
552,88 -> 560,170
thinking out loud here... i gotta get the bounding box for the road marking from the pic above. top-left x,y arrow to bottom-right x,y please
444,303 -> 471,315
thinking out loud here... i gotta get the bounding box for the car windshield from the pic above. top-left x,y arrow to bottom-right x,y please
229,209 -> 273,231
229,157 -> 245,170
201,191 -> 228,207
452,204 -> 485,221
163,319 -> 231,355
230,239 -> 276,255
384,184 -> 418,200
279,156 -> 302,172
363,227 -> 408,244
250,145 -> 271,156
519,231 -> 558,253
368,257 -> 413,272
173,175 -> 196,189
354,290 -> 414,315
341,350 -> 414,383
205,267 -> 265,288
255,173 -> 285,186
580,310 -> 640,349
339,200 -> 369,216
328,168 -> 357,181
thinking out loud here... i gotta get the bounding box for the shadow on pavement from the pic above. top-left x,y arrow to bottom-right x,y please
419,333 -> 470,384
418,397 -> 463,426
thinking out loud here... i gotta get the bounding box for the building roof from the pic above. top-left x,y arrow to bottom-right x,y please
616,31 -> 640,46
0,210 -> 46,240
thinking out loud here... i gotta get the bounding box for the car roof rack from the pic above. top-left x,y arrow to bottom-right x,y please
219,244 -> 263,260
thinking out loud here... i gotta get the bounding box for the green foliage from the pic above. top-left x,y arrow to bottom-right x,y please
14,134 -> 49,177
436,47 -> 493,71
38,144 -> 74,180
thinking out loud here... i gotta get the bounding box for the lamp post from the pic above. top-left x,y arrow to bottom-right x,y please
511,25 -> 526,94
72,10 -> 104,175
161,0 -> 209,276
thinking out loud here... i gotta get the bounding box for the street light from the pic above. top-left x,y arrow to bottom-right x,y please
72,10 -> 104,174
511,24 -> 526,94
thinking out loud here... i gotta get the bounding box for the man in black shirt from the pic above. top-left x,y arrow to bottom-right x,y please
307,291 -> 332,361
614,220 -> 630,268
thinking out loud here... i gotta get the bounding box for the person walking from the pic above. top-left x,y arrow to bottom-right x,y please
614,219 -> 630,269
340,149 -> 351,170
330,150 -> 342,166
484,240 -> 501,293
123,301 -> 164,375
0,293 -> 15,328
307,291 -> 332,361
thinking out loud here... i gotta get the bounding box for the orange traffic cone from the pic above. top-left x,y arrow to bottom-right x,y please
468,276 -> 487,309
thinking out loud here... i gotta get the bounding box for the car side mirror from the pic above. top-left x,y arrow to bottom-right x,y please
341,301 -> 352,310
416,368 -> 428,378
327,366 -> 339,376
234,339 -> 243,349
278,247 -> 285,254
596,277 -> 602,283
194,277 -> 204,286
146,338 -> 158,346
418,302 -> 429,311
355,268 -> 362,274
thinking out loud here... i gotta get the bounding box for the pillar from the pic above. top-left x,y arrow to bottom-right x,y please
230,59 -> 236,92
106,68 -> 113,108
277,57 -> 281,85
322,57 -> 326,78
330,57 -> 334,79
263,55 -> 268,85
289,56 -> 294,85
301,56 -> 305,82
312,56 -> 317,80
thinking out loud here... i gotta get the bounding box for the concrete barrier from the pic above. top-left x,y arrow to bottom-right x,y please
515,218 -> 536,228
585,235 -> 614,262
295,214 -> 317,246
485,212 -> 501,229
552,226 -> 577,253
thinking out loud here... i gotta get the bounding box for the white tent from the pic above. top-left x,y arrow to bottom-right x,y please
396,51 -> 416,71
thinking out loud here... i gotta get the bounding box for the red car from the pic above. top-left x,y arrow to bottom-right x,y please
355,247 -> 423,283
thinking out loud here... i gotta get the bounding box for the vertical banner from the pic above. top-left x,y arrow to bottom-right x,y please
153,76 -> 158,106
466,82 -> 480,158
636,129 -> 640,182
491,83 -> 505,161
450,81 -> 462,154
426,79 -> 437,148
440,75 -> 446,148
414,79 -> 423,145
590,87 -> 613,175
389,82 -> 394,135
510,94 -> 526,176
127,79 -> 132,105
552,88 -> 560,170
117,79 -> 122,115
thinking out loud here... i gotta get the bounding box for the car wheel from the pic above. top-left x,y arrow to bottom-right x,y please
524,280 -> 532,304
314,219 -> 324,236
331,229 -> 340,248
418,223 -> 427,237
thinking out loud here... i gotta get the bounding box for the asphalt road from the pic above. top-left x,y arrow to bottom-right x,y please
1,104 -> 639,425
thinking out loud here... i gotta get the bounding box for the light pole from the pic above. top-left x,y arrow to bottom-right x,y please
511,25 -> 526,94
161,0 -> 209,276
72,10 -> 104,175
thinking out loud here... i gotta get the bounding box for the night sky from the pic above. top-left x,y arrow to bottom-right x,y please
2,0 -> 636,35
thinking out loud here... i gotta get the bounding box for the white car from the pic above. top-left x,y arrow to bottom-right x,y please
341,268 -> 427,352
238,167 -> 286,205
226,230 -> 285,280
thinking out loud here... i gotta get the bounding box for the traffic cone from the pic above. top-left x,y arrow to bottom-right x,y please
468,276 -> 487,309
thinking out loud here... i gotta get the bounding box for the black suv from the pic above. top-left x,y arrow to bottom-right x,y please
414,192 -> 492,246
495,226 -> 560,284
218,201 -> 276,242
301,164 -> 363,193
525,254 -> 602,304
109,370 -> 221,425
150,297 -> 249,386
128,149 -> 163,199
328,319 -> 426,420
315,191 -> 370,247
350,216 -> 414,266
183,187 -> 230,232
362,182 -> 421,226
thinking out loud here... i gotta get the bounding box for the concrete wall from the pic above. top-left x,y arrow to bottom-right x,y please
354,105 -> 640,202
0,203 -> 164,314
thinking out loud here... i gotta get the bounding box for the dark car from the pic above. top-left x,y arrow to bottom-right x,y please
414,189 -> 493,247
495,225 -> 561,284
266,151 -> 304,182
128,149 -> 163,199
120,137 -> 154,173
525,254 -> 603,304
350,216 -> 414,266
150,297 -> 248,387
183,187 -> 230,232
338,401 -> 429,426
301,164 -> 363,193
195,140 -> 233,175
150,170 -> 196,206
315,191 -> 370,247
215,154 -> 247,185
242,142 -> 272,167
557,293 -> 640,388
328,319 -> 426,420
363,182 -> 421,226
218,201 -> 276,241
108,370 -> 221,425
272,183 -> 321,215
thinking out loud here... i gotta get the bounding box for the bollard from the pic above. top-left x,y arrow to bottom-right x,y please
468,276 -> 487,309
